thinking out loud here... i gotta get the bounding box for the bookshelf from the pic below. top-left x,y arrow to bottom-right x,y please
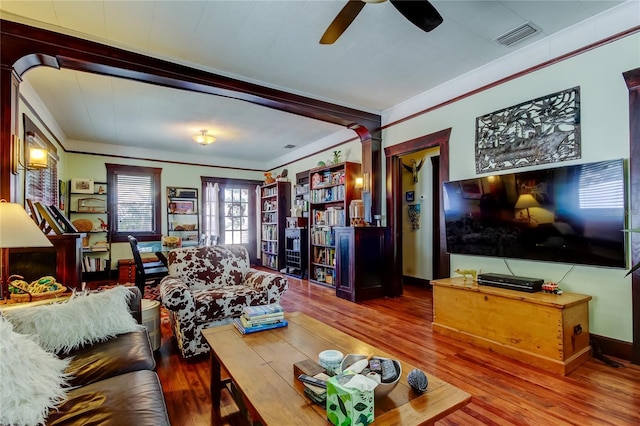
260,181 -> 291,271
308,161 -> 361,287
167,187 -> 200,247
68,179 -> 111,280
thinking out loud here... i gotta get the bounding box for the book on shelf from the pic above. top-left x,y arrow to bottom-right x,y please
233,317 -> 288,335
242,302 -> 284,318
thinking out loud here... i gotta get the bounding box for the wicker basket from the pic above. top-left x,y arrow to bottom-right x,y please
9,286 -> 68,303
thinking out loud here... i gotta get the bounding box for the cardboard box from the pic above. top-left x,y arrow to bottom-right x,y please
326,374 -> 374,426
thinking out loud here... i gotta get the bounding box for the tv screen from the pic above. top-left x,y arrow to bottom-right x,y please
443,159 -> 627,268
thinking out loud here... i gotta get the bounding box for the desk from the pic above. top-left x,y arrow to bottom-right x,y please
202,312 -> 471,425
137,241 -> 206,267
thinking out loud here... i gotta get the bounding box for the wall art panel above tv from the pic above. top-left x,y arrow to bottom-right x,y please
443,159 -> 627,268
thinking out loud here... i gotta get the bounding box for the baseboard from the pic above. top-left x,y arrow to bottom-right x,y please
403,275 -> 431,288
590,334 -> 632,362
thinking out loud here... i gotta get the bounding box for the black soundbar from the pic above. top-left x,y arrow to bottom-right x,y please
477,273 -> 543,293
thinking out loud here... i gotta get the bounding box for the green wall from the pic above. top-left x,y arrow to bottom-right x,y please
382,33 -> 640,342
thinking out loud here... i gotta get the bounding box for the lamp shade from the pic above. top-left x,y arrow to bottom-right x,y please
514,194 -> 540,209
28,147 -> 48,169
0,202 -> 53,248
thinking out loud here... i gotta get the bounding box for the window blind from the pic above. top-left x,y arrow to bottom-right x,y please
114,173 -> 155,232
578,161 -> 624,209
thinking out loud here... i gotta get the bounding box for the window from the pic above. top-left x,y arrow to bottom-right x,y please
202,177 -> 260,261
578,160 -> 625,209
23,127 -> 59,210
25,156 -> 58,208
224,187 -> 250,244
106,164 -> 162,242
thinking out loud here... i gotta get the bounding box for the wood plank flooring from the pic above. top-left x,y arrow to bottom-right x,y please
152,276 -> 640,425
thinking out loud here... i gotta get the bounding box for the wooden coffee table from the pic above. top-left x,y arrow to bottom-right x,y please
202,312 -> 471,425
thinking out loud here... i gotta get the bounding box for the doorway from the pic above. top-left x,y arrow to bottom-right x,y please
399,148 -> 440,283
384,128 -> 451,297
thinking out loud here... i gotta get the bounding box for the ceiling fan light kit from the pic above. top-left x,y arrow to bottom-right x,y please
193,129 -> 216,146
320,0 -> 443,45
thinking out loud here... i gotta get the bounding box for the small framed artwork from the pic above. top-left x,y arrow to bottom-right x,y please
170,200 -> 195,214
405,191 -> 415,202
71,178 -> 94,194
460,179 -> 483,199
58,180 -> 66,210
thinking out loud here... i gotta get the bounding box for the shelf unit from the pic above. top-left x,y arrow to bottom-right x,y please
68,180 -> 111,279
293,170 -> 310,218
284,226 -> 307,278
308,161 -> 361,287
167,187 -> 200,247
334,226 -> 386,302
260,181 -> 291,271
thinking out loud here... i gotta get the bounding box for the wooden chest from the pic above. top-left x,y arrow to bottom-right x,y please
117,257 -> 159,284
431,277 -> 592,375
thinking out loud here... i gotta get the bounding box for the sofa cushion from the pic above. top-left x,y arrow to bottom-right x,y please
168,245 -> 250,291
4,286 -> 143,353
46,370 -> 170,426
193,285 -> 268,323
0,317 -> 70,426
62,329 -> 156,387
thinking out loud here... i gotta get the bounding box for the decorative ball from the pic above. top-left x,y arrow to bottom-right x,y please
407,368 -> 428,393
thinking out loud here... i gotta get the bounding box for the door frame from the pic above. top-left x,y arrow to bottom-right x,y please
384,128 -> 451,297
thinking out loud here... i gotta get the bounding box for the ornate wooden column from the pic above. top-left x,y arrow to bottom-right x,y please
624,67 -> 640,365
0,66 -> 20,202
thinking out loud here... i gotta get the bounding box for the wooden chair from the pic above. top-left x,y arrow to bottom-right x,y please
127,235 -> 169,296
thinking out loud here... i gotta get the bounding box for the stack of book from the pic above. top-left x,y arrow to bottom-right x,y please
233,303 -> 288,334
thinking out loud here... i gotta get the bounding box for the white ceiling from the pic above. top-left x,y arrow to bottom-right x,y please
0,0 -> 633,170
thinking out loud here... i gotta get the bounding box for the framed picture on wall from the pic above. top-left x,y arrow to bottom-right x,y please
58,180 -> 66,210
405,191 -> 415,202
460,180 -> 483,199
70,178 -> 94,194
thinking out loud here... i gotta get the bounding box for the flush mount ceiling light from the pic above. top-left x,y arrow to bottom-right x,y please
192,129 -> 216,146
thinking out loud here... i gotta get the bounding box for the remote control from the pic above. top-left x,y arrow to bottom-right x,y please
380,359 -> 397,383
297,374 -> 327,389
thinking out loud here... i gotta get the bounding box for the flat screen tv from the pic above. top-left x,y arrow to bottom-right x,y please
443,159 -> 627,268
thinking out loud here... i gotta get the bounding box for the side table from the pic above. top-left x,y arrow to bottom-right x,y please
141,299 -> 161,351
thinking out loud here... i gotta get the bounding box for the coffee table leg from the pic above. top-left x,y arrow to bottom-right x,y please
210,351 -> 222,415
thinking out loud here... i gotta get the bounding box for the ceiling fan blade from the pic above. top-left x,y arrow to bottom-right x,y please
389,0 -> 443,33
320,0 -> 367,45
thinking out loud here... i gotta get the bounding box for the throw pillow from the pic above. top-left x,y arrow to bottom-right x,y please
0,316 -> 70,426
4,285 -> 143,354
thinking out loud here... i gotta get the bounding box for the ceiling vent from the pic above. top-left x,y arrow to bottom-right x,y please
494,22 -> 541,47
283,144 -> 296,149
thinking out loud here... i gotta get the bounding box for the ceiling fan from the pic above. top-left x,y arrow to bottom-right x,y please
320,0 -> 443,45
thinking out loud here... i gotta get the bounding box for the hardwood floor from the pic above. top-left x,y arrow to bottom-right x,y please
152,276 -> 640,425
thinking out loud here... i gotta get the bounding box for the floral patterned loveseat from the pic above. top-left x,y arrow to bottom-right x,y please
159,244 -> 288,358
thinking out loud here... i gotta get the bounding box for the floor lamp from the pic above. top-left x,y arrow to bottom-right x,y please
0,201 -> 53,300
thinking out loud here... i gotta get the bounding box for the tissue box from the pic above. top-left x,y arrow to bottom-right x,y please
326,374 -> 374,426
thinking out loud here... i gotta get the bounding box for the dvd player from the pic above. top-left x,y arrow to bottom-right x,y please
477,273 -> 543,293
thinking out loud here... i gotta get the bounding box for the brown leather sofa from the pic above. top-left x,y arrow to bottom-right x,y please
33,288 -> 170,425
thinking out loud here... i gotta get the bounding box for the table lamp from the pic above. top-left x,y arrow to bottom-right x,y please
0,200 -> 53,300
515,194 -> 540,223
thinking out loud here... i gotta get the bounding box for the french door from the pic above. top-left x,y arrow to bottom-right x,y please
201,178 -> 261,263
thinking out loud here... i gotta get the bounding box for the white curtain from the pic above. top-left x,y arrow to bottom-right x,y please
255,185 -> 261,258
205,181 -> 220,240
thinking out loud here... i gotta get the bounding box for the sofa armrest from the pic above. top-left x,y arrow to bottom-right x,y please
159,276 -> 194,311
127,286 -> 143,324
244,270 -> 289,303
